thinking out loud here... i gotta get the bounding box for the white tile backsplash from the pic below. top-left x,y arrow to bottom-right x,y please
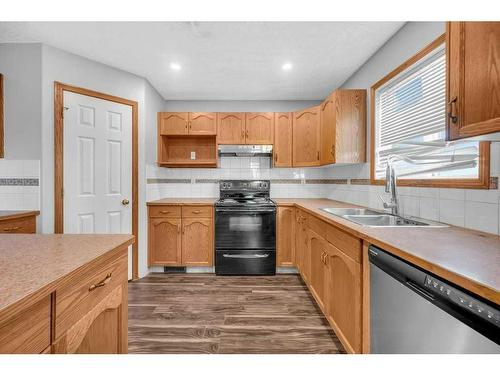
0,160 -> 40,211
464,201 -> 499,234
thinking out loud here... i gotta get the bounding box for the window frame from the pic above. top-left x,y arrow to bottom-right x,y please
370,34 -> 490,189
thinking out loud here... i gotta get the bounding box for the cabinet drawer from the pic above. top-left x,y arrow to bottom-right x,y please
182,205 -> 212,218
307,214 -> 361,263
0,296 -> 51,353
0,216 -> 36,234
149,205 -> 181,218
55,252 -> 127,339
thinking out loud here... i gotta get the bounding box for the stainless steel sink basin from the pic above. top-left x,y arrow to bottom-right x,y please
320,207 -> 448,227
320,207 -> 382,216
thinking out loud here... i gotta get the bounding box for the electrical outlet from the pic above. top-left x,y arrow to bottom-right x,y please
190,151 -> 196,160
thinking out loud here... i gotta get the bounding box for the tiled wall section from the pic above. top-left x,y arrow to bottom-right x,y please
0,160 -> 40,210
147,143 -> 500,235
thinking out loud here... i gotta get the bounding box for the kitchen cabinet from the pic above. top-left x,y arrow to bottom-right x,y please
308,229 -> 329,312
273,112 -> 293,167
159,112 -> 189,135
294,209 -> 310,283
148,204 -> 214,267
320,90 -> 366,164
217,112 -> 245,144
446,22 -> 500,140
276,206 -> 295,267
245,112 -> 274,144
189,112 -> 217,135
325,243 -> 362,354
292,106 -> 321,166
0,211 -> 38,233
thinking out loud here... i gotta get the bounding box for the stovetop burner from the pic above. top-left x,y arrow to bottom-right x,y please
215,180 -> 275,208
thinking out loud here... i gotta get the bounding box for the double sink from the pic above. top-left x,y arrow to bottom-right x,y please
320,207 -> 448,227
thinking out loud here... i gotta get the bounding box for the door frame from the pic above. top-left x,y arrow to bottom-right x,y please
54,82 -> 139,279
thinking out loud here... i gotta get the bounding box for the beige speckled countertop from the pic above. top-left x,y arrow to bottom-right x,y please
274,198 -> 500,304
0,234 -> 134,313
147,198 -> 217,206
0,210 -> 39,222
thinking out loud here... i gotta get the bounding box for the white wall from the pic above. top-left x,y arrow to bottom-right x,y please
0,43 -> 42,159
164,100 -> 320,113
328,21 -> 500,235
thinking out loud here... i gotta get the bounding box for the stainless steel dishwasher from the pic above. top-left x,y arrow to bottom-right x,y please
369,245 -> 500,353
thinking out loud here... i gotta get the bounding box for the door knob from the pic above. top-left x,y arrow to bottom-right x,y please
122,198 -> 130,206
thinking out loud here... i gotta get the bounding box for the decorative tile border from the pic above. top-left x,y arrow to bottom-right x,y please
195,179 -> 219,184
490,177 -> 498,190
0,178 -> 39,186
147,178 -> 191,184
350,178 -> 371,185
305,179 -> 348,184
271,179 -> 302,184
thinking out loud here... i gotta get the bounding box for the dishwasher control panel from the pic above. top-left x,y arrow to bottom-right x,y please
424,275 -> 500,328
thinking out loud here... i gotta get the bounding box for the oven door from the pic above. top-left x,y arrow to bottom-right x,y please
215,207 -> 276,250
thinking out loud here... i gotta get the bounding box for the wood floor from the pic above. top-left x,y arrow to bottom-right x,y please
128,273 -> 345,354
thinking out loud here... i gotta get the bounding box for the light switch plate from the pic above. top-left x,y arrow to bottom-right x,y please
190,151 -> 196,160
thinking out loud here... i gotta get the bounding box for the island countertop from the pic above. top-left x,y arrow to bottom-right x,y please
0,234 -> 135,313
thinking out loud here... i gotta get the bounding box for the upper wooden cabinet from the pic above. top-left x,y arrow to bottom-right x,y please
217,112 -> 245,144
320,90 -> 366,164
273,112 -> 293,167
159,112 -> 189,135
189,112 -> 217,135
292,106 -> 321,167
245,112 -> 274,144
446,22 -> 500,140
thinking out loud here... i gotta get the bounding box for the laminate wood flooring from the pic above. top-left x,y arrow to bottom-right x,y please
128,273 -> 345,354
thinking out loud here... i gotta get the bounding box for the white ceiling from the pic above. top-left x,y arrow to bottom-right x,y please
0,22 -> 404,100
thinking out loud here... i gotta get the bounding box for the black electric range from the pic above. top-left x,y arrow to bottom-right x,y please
215,180 -> 276,276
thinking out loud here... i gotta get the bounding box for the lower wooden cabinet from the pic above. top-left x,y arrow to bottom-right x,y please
308,229 -> 329,311
276,206 -> 295,266
148,205 -> 214,267
294,209 -> 310,283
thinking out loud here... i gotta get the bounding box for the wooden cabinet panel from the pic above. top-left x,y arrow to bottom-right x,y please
0,215 -> 36,234
325,245 -> 362,354
292,106 -> 321,166
159,112 -> 189,135
277,206 -> 295,267
274,112 -> 293,167
149,205 -> 182,218
245,112 -> 274,144
0,296 -> 51,353
320,96 -> 335,165
148,217 -> 182,266
189,112 -> 217,135
295,210 -> 310,283
55,253 -> 127,339
308,229 -> 328,312
447,22 -> 500,139
53,285 -> 126,354
182,218 -> 213,266
217,113 -> 245,144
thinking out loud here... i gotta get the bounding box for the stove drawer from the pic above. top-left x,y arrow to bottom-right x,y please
215,250 -> 276,275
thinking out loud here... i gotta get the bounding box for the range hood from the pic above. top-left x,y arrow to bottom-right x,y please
218,145 -> 273,157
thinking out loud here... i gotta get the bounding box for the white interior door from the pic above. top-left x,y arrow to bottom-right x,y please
63,91 -> 133,280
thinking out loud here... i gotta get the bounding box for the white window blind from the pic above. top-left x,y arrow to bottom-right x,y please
374,43 -> 479,180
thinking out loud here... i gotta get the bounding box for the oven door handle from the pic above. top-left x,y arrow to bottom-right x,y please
222,253 -> 270,259
216,208 -> 276,213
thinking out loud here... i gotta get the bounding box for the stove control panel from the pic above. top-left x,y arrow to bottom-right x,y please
220,180 -> 270,191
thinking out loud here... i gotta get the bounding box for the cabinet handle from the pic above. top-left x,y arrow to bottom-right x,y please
274,153 -> 278,163
331,145 -> 335,157
317,151 -> 320,160
89,273 -> 112,291
2,226 -> 21,232
448,96 -> 459,124
241,130 -> 245,139
246,130 -> 249,138
160,210 -> 170,214
192,210 -> 201,214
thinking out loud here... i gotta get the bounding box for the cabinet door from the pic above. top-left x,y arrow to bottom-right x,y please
189,112 -> 217,135
292,106 -> 321,166
182,218 -> 214,266
273,113 -> 293,167
308,229 -> 327,312
447,22 -> 500,140
217,113 -> 245,144
320,96 -> 335,165
245,112 -> 274,144
325,245 -> 362,353
148,217 -> 182,266
52,285 -> 127,354
294,211 -> 310,283
159,112 -> 189,135
277,206 -> 295,267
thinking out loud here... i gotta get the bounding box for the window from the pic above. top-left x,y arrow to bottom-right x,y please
370,34 -> 489,188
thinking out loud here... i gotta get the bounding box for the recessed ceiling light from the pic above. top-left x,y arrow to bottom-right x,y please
282,62 -> 293,71
170,62 -> 181,71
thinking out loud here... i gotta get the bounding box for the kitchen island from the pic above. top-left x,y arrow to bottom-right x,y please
0,234 -> 134,353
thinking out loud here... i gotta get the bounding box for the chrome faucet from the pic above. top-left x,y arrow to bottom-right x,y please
381,160 -> 399,216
